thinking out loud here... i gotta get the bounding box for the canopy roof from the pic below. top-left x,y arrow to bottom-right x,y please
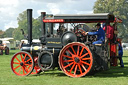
43,13 -> 115,23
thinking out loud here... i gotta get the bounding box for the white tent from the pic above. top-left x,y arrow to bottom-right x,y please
3,41 -> 10,49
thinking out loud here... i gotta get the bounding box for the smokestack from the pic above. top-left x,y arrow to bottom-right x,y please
27,9 -> 32,46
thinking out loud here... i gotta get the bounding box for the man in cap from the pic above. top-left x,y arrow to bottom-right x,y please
85,23 -> 105,44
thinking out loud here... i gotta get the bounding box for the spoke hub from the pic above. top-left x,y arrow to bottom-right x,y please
74,57 -> 80,63
20,62 -> 24,66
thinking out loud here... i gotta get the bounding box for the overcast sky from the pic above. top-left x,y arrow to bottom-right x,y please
0,0 -> 96,31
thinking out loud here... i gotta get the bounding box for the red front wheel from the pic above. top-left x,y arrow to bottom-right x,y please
11,51 -> 34,76
59,42 -> 93,77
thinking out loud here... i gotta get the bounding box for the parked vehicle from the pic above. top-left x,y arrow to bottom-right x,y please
0,40 -> 9,55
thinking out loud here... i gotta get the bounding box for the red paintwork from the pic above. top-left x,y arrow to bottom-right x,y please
31,57 -> 41,74
110,43 -> 118,66
43,19 -> 64,23
103,25 -> 114,40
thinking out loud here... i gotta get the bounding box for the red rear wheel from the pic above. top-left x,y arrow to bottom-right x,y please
59,42 -> 93,77
31,57 -> 41,74
11,51 -> 34,76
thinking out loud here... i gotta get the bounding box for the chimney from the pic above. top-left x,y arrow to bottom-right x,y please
27,9 -> 32,46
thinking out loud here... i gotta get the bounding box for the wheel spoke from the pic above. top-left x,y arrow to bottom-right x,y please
22,67 -> 25,75
81,64 -> 87,71
27,65 -> 31,69
78,64 -> 82,74
74,65 -> 78,75
71,46 -> 76,55
25,64 -> 32,66
64,62 -> 74,69
25,58 -> 31,63
69,63 -> 76,73
77,45 -> 80,56
20,54 -> 23,62
80,47 -> 84,56
81,61 -> 90,66
81,53 -> 89,58
23,54 -> 27,61
13,62 -> 20,64
64,60 -> 74,62
25,64 -> 32,70
82,58 -> 90,61
67,50 -> 73,56
14,65 -> 21,70
24,66 -> 29,72
18,67 -> 22,74
15,57 -> 21,63
62,54 -> 72,59
29,61 -> 32,63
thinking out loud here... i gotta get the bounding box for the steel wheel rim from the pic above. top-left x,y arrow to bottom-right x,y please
11,51 -> 34,76
59,42 -> 93,77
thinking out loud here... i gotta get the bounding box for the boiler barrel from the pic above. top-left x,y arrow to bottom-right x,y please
21,46 -> 41,53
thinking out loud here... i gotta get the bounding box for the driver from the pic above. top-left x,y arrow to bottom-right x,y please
85,23 -> 105,45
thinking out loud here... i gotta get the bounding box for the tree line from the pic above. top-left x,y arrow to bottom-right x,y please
0,11 -> 41,40
0,0 -> 128,42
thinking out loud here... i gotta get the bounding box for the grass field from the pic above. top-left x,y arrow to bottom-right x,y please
0,50 -> 128,85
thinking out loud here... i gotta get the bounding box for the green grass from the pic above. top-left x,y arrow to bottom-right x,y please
0,50 -> 128,85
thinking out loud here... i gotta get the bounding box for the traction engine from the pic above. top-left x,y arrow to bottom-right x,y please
0,40 -> 9,55
10,9 -> 120,77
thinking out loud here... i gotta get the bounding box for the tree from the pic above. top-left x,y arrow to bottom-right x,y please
0,30 -> 5,38
32,18 -> 41,39
13,28 -> 24,40
13,10 -> 41,40
12,11 -> 27,40
4,28 -> 15,37
93,0 -> 128,42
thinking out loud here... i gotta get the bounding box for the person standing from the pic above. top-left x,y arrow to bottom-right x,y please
118,43 -> 124,67
19,41 -> 25,49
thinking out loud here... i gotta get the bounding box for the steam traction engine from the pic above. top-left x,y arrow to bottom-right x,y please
11,9 -> 120,77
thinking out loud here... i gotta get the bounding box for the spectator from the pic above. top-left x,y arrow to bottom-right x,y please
118,43 -> 124,67
19,41 -> 24,49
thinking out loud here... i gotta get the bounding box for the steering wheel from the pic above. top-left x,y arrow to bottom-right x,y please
75,29 -> 87,42
75,28 -> 97,44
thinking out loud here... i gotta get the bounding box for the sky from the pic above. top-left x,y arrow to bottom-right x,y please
0,0 -> 97,31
